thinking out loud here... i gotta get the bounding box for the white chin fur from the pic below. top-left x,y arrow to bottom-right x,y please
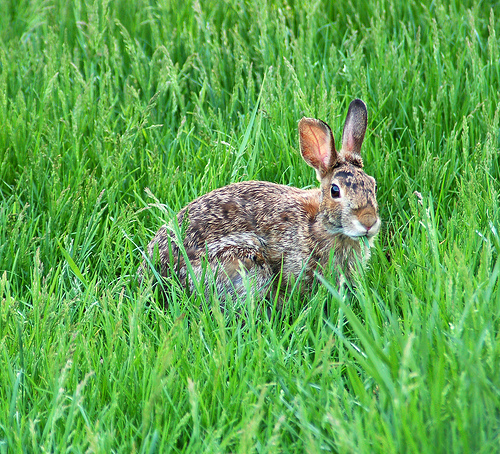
344,218 -> 381,240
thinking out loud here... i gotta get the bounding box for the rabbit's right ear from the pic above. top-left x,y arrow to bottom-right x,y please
341,99 -> 367,167
299,118 -> 338,180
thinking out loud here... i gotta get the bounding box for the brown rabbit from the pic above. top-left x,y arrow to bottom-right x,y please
143,99 -> 380,303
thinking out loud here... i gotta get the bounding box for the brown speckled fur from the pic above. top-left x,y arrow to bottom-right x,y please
142,99 -> 381,305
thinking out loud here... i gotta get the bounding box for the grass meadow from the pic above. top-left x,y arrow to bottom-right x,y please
1,0 -> 500,452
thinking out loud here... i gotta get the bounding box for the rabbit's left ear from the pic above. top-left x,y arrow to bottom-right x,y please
341,99 -> 367,167
299,118 -> 338,180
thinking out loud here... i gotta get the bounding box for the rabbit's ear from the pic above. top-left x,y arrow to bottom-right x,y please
341,99 -> 367,166
299,118 -> 337,180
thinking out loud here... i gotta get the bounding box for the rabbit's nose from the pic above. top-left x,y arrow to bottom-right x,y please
358,209 -> 378,231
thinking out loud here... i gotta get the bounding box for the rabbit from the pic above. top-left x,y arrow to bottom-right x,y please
142,99 -> 380,305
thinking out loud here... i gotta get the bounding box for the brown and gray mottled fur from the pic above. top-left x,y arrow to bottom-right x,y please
142,99 -> 380,304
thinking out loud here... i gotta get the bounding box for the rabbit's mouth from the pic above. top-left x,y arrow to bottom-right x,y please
344,218 -> 381,240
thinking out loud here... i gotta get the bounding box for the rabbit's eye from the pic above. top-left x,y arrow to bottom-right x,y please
331,184 -> 341,198
375,183 -> 378,193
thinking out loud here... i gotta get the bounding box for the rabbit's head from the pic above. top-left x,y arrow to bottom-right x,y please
299,99 -> 380,240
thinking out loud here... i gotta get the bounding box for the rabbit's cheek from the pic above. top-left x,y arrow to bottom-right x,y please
321,212 -> 344,234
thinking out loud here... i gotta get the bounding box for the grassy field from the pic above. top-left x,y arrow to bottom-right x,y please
1,0 -> 499,452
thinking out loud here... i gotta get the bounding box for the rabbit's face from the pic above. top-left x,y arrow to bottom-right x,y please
320,163 -> 380,239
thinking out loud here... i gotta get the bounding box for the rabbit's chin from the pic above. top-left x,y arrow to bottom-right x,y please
343,233 -> 371,242
339,229 -> 379,242
325,227 -> 369,241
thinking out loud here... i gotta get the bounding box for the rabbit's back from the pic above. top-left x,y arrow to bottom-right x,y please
179,181 -> 318,254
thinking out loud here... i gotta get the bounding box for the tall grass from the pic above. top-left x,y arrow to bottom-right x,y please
0,0 -> 499,452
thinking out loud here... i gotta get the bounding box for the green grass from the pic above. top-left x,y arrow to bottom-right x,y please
1,0 -> 499,451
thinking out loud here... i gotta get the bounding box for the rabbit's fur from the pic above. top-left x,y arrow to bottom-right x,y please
143,99 -> 380,303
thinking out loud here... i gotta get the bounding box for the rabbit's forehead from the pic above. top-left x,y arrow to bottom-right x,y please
331,166 -> 375,189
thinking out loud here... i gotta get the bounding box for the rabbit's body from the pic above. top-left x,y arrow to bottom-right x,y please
144,99 -> 380,303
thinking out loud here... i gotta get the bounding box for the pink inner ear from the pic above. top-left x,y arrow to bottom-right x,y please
307,124 -> 331,169
344,135 -> 355,153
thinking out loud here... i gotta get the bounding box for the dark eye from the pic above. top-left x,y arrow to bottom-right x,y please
331,184 -> 341,198
375,183 -> 378,193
